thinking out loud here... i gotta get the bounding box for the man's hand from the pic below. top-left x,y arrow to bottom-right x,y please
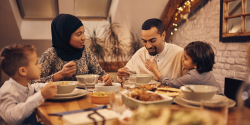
145,59 -> 158,72
117,67 -> 130,79
103,74 -> 113,86
41,82 -> 57,99
59,61 -> 76,78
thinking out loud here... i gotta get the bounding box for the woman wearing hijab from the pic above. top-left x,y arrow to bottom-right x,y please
33,14 -> 112,85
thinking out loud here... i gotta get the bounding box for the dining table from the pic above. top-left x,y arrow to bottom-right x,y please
36,92 -> 250,125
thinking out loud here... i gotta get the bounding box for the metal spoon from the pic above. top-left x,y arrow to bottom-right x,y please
76,66 -> 89,73
186,86 -> 195,92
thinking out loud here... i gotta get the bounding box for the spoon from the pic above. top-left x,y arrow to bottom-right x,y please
77,66 -> 89,73
186,86 -> 195,92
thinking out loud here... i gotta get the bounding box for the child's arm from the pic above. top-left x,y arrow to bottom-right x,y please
145,59 -> 162,79
0,91 -> 45,125
0,82 -> 57,125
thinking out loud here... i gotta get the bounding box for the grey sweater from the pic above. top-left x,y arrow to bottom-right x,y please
159,69 -> 222,95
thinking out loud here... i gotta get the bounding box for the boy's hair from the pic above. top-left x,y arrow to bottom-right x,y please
141,18 -> 165,35
184,41 -> 215,74
0,44 -> 36,77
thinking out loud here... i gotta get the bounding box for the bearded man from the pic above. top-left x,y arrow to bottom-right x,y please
117,18 -> 185,82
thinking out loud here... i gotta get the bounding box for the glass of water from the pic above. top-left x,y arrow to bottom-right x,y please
84,77 -> 96,93
122,75 -> 136,90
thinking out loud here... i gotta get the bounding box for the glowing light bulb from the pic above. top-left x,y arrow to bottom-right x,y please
175,18 -> 177,20
171,32 -> 173,35
174,28 -> 178,31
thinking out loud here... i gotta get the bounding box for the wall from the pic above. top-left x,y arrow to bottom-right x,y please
169,0 -> 249,93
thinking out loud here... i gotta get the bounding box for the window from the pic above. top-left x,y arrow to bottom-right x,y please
16,0 -> 58,19
74,0 -> 111,20
220,0 -> 250,42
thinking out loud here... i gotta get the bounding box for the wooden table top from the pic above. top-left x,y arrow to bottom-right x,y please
36,94 -> 250,125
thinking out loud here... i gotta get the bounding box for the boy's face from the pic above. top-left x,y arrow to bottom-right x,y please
182,51 -> 196,70
25,52 -> 41,80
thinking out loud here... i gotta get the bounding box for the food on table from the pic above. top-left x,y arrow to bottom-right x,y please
155,87 -> 182,97
129,88 -> 163,101
132,105 -> 214,125
138,83 -> 159,91
59,81 -> 68,86
92,91 -> 109,97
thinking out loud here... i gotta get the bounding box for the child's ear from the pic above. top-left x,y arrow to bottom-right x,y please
18,67 -> 26,76
194,63 -> 197,69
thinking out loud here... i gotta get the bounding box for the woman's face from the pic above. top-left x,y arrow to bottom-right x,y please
70,26 -> 86,49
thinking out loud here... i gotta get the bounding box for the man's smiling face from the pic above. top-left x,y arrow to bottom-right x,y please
141,27 -> 165,56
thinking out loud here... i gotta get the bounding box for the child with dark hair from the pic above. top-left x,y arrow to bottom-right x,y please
145,41 -> 222,94
0,44 -> 57,125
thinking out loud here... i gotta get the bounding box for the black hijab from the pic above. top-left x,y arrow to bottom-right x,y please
51,14 -> 84,61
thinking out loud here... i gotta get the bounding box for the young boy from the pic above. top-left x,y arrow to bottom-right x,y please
0,44 -> 57,125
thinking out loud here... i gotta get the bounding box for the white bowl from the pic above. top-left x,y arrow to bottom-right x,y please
180,85 -> 218,101
134,74 -> 153,83
76,74 -> 100,85
56,81 -> 77,94
95,83 -> 121,93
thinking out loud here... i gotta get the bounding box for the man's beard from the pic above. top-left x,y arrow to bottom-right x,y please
147,46 -> 157,56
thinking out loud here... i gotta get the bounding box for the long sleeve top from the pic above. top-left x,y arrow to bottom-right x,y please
124,42 -> 185,81
0,78 -> 46,125
32,47 -> 106,83
159,69 -> 222,94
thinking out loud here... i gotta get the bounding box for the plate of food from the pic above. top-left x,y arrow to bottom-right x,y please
154,87 -> 182,97
121,88 -> 172,109
130,105 -> 224,125
138,83 -> 160,91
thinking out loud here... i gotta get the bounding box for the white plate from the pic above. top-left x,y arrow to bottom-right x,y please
55,89 -> 82,97
77,83 -> 85,88
174,96 -> 236,109
50,90 -> 88,100
181,95 -> 229,106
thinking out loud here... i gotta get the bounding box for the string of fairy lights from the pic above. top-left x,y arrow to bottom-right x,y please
171,0 -> 194,35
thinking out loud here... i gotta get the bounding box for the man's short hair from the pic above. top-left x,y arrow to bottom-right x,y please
141,18 -> 165,35
184,41 -> 215,74
0,44 -> 36,77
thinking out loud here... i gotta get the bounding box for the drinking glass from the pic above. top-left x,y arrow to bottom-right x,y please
84,77 -> 96,93
109,91 -> 127,114
201,100 -> 228,125
122,76 -> 136,90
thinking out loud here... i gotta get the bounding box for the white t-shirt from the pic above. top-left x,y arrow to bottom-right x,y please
125,42 -> 185,81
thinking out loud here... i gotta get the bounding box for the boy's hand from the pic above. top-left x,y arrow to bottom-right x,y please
145,59 -> 158,72
103,74 -> 113,86
60,61 -> 76,78
41,82 -> 57,99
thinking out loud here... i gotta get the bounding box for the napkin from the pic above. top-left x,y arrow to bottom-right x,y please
63,109 -> 119,125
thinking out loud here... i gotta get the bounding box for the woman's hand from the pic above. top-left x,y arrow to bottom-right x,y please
60,61 -> 76,77
54,61 -> 76,81
145,59 -> 157,72
102,74 -> 113,86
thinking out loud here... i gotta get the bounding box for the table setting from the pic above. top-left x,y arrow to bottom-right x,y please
36,73 -> 245,125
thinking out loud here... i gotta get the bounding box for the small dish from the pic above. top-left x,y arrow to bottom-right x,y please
90,92 -> 110,104
95,83 -> 121,93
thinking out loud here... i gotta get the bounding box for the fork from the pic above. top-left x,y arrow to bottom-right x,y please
76,66 -> 89,73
